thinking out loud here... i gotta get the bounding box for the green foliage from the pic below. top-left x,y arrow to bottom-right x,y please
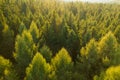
114,25 -> 120,43
104,65 -> 120,80
29,21 -> 39,43
76,39 -> 100,80
51,48 -> 73,80
0,24 -> 14,60
0,0 -> 120,80
18,22 -> 27,34
95,65 -> 120,80
0,56 -> 19,80
111,45 -> 120,65
99,31 -> 118,67
14,30 -> 34,78
93,72 -> 105,80
66,27 -> 80,60
4,69 -> 19,80
40,45 -> 52,63
0,56 -> 11,78
25,52 -> 50,80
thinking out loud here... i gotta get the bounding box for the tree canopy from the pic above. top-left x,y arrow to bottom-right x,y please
0,0 -> 120,80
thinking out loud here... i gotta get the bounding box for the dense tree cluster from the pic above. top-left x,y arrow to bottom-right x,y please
0,0 -> 120,80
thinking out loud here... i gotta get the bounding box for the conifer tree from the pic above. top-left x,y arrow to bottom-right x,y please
66,28 -> 80,60
29,21 -> 39,43
114,25 -> 120,43
25,52 -> 50,80
99,31 -> 118,67
51,48 -> 73,80
40,45 -> 52,63
18,22 -> 27,34
0,56 -> 11,78
0,24 -> 14,60
76,39 -> 100,80
95,65 -> 120,80
0,56 -> 19,80
14,30 -> 34,78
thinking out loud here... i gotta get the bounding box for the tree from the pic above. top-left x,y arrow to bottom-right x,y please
51,48 -> 73,80
104,65 -> 120,80
66,28 -> 80,61
14,30 -> 34,79
25,52 -> 50,80
42,21 -> 59,54
4,68 -> 19,80
40,45 -> 52,63
95,65 -> 120,80
76,39 -> 100,80
18,22 -> 27,34
29,21 -> 39,43
114,25 -> 120,43
98,31 -> 118,67
0,24 -> 14,60
0,56 -> 11,78
0,56 -> 19,80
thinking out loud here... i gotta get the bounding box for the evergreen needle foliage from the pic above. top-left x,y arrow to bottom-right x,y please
0,0 -> 120,80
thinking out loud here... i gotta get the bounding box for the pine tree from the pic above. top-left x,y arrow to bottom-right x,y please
99,31 -> 118,67
29,21 -> 39,43
66,28 -> 80,60
0,24 -> 14,60
0,56 -> 11,78
76,39 -> 100,80
25,52 -> 50,80
51,48 -> 73,80
18,22 -> 27,34
14,30 -> 34,78
114,25 -> 120,43
40,45 -> 52,63
0,56 -> 19,80
4,68 -> 19,80
95,65 -> 120,80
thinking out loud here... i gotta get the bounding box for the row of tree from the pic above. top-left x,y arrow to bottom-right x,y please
0,0 -> 120,80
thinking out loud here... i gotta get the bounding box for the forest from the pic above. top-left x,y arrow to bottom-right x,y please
0,0 -> 120,80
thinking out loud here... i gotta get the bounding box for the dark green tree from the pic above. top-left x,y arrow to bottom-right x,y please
114,25 -> 120,43
0,24 -> 14,60
18,22 -> 27,34
14,30 -> 34,79
40,45 -> 52,63
29,21 -> 39,43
